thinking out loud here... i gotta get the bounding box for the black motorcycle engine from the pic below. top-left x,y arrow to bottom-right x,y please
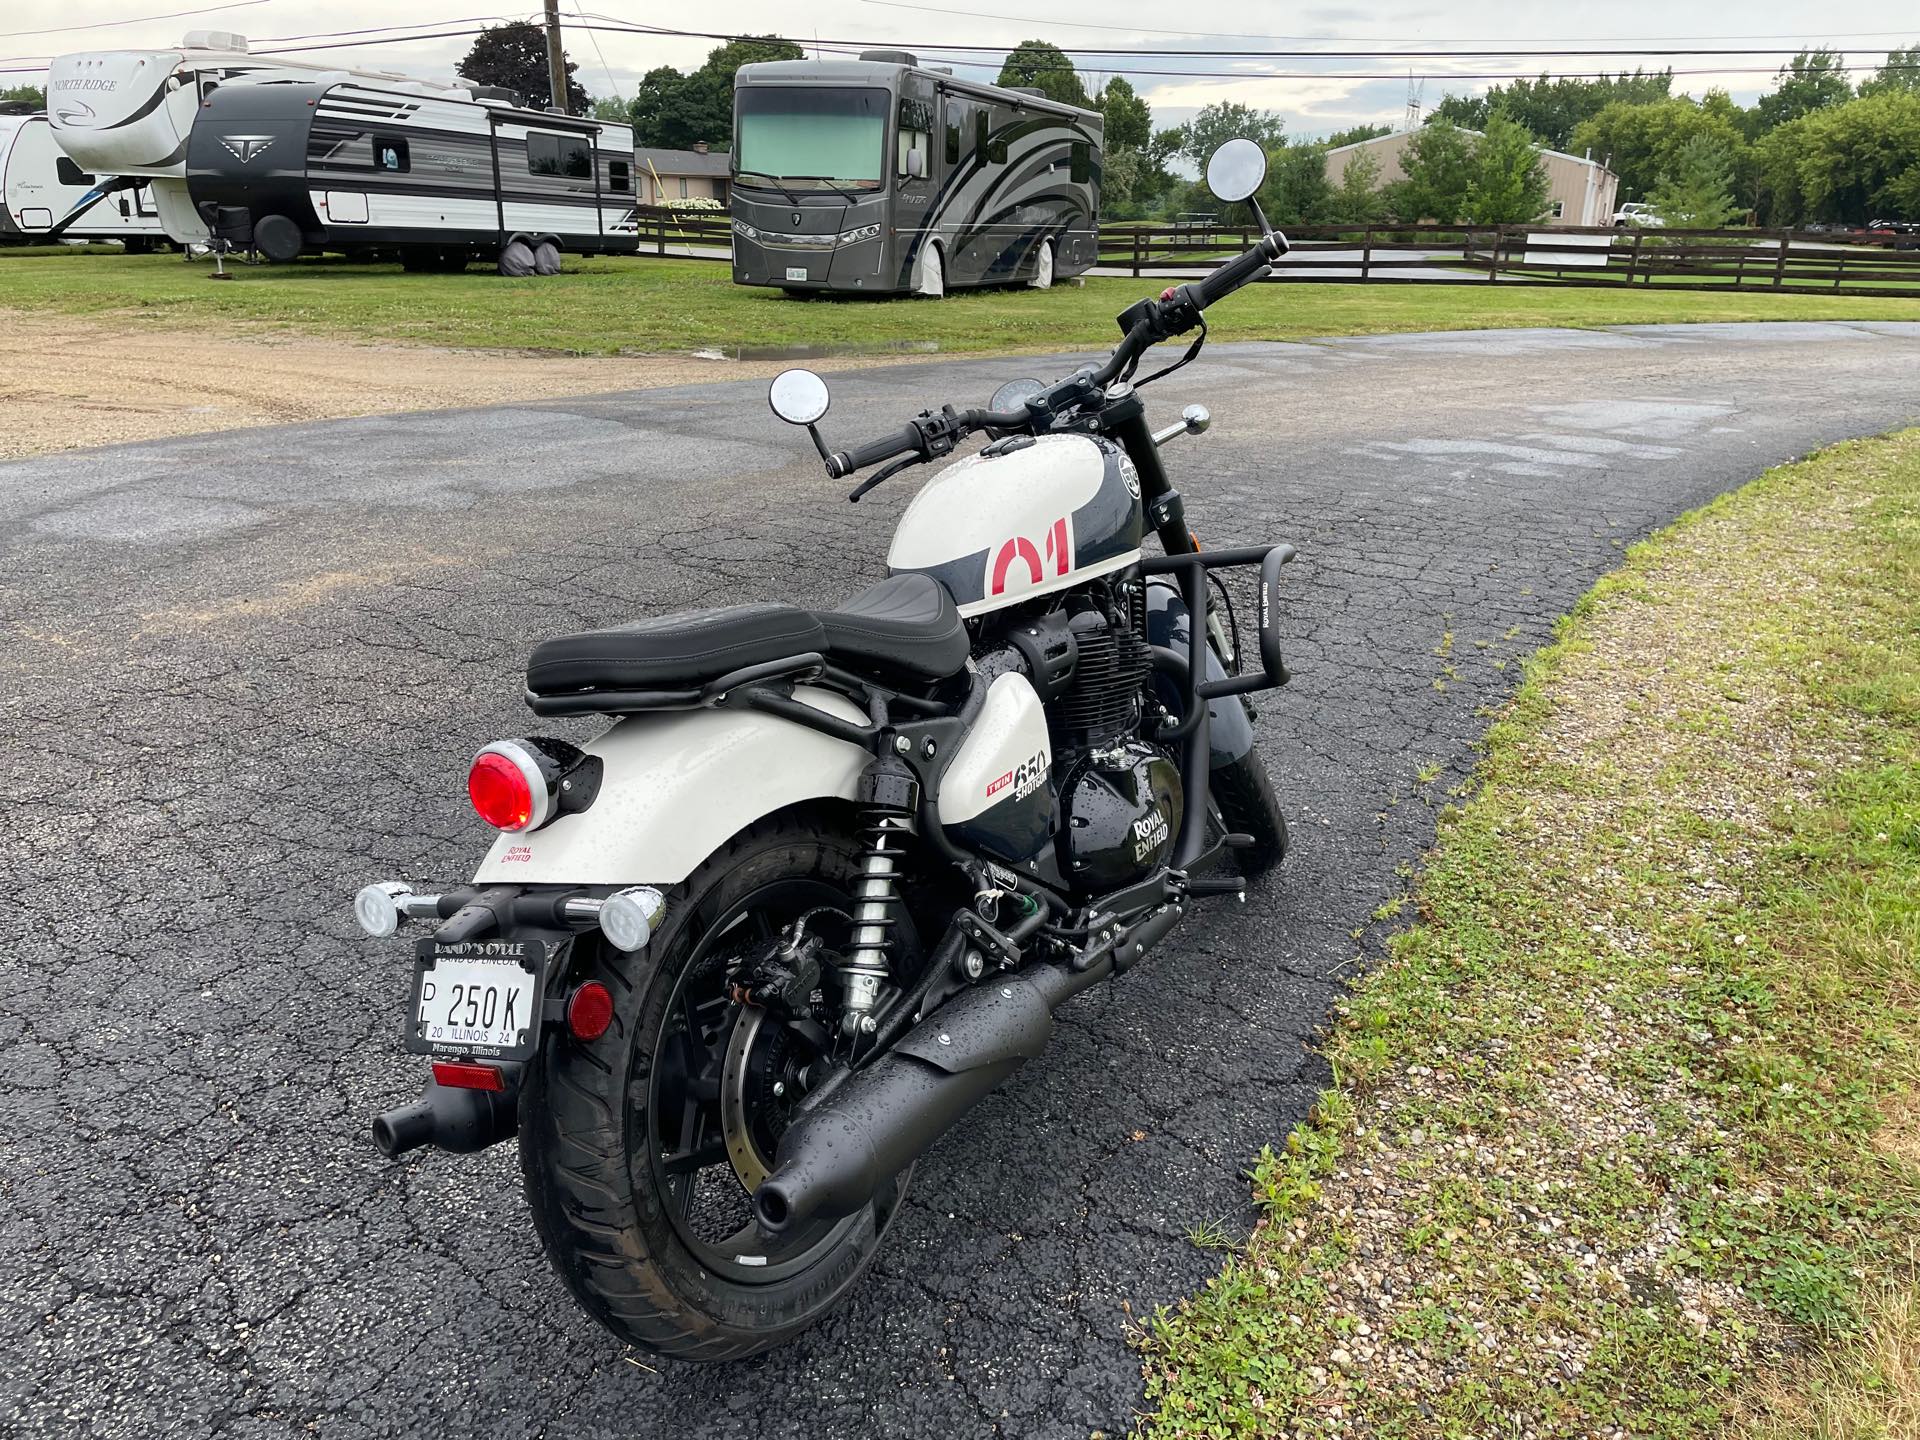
1008,582 -> 1183,893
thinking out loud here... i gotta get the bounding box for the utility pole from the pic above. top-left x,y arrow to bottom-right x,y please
542,0 -> 567,112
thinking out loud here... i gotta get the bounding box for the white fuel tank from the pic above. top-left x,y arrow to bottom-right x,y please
887,433 -> 1143,619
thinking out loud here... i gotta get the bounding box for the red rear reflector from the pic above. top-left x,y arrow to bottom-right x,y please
431,1061 -> 505,1092
567,981 -> 614,1042
468,749 -> 534,830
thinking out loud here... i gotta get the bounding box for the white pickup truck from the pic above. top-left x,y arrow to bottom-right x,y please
1612,202 -> 1666,228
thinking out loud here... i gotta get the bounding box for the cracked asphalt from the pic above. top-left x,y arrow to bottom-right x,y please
4,320 -> 1917,1439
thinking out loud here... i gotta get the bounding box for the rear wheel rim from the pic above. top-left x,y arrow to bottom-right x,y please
636,877 -> 858,1284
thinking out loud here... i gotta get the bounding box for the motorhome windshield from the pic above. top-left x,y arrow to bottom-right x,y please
735,86 -> 886,191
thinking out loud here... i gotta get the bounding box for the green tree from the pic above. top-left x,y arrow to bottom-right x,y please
589,95 -> 631,123
1649,134 -> 1740,227
1,83 -> 46,110
1572,96 -> 1753,205
458,21 -> 587,112
1259,141 -> 1333,225
1752,49 -> 1852,132
1429,70 -> 1676,150
1858,43 -> 1920,97
1462,112 -> 1551,223
1385,117 -> 1476,221
1755,91 -> 1920,223
631,37 -> 802,150
1330,147 -> 1387,223
1322,123 -> 1391,148
996,40 -> 1088,108
1181,101 -> 1286,167
1097,76 -> 1150,149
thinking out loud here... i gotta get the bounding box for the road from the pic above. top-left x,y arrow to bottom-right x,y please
3,321 -> 1916,1439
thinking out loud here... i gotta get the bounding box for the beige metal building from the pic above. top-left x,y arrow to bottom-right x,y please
1322,128 -> 1619,226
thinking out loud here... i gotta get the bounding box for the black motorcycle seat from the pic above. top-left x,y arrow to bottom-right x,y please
525,574 -> 967,699
816,574 -> 968,682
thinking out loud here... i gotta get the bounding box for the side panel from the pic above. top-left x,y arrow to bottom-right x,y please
938,672 -> 1052,861
470,687 -> 869,886
2,117 -> 168,239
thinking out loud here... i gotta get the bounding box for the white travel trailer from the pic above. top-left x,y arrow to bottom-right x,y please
46,30 -> 464,244
0,109 -> 168,245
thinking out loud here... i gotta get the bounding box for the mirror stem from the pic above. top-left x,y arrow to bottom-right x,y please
806,424 -> 834,465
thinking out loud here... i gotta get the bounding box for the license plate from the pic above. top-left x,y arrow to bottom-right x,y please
785,266 -> 808,282
406,938 -> 545,1060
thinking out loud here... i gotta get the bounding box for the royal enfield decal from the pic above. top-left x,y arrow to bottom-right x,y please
1117,452 -> 1141,499
1131,808 -> 1169,860
988,517 -> 1071,597
219,134 -> 276,163
986,748 -> 1050,804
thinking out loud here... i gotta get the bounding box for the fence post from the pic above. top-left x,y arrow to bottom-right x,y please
1625,229 -> 1643,286
1360,227 -> 1372,282
1132,228 -> 1142,279
1486,226 -> 1504,282
1832,248 -> 1846,291
1772,228 -> 1790,290
656,210 -> 667,257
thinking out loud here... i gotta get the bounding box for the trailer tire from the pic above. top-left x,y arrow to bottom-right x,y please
499,239 -> 536,277
914,241 -> 945,298
252,213 -> 303,263
533,240 -> 562,275
1027,239 -> 1054,290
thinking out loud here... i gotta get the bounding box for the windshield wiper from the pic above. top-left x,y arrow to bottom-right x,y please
735,170 -> 802,205
784,174 -> 868,203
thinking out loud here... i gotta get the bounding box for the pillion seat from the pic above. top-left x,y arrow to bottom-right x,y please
525,574 -> 969,703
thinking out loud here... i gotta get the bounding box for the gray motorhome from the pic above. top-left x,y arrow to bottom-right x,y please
730,52 -> 1101,297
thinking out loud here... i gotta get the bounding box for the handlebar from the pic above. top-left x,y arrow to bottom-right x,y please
825,225 -> 1288,480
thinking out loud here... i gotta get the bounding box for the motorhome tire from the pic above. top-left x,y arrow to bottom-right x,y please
1213,745 -> 1288,875
533,241 -> 561,275
1028,239 -> 1054,289
499,239 -> 536,277
915,241 -> 945,298
519,812 -> 909,1361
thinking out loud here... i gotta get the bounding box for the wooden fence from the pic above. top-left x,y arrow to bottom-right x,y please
631,205 -> 732,256
1094,222 -> 1920,297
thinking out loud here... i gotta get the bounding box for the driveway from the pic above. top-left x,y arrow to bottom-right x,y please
3,321 -> 1917,1439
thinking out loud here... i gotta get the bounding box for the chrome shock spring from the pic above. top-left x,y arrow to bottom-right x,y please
838,810 -> 914,1033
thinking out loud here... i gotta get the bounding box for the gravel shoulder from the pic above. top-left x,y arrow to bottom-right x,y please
0,308 -> 883,460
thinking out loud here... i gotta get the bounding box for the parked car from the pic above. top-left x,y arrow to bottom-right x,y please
1612,202 -> 1665,228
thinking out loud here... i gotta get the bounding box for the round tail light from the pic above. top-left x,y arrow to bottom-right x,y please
468,744 -> 544,831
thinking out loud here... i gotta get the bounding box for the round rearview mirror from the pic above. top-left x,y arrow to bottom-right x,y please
1205,137 -> 1268,204
768,368 -> 830,426
988,376 -> 1046,413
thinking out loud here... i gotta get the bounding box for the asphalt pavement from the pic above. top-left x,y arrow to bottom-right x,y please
3,321 -> 1917,1439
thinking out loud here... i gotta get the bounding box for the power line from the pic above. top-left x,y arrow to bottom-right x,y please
0,0 -> 272,41
854,0 -> 1920,48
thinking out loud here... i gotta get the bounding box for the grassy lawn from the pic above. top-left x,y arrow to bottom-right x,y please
3,250 -> 1919,355
1141,433 -> 1920,1437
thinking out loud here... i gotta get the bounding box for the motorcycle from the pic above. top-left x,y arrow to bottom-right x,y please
356,139 -> 1298,1360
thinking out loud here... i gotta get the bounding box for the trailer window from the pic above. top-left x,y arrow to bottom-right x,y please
734,86 -> 885,191
374,138 -> 409,173
608,159 -> 630,193
1070,140 -> 1090,185
528,132 -> 592,179
977,111 -> 1006,165
944,117 -> 960,166
56,157 -> 95,187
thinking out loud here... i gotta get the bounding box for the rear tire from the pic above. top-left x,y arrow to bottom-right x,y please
1213,744 -> 1288,876
520,812 -> 910,1361
533,240 -> 562,275
1028,238 -> 1054,289
498,239 -> 536,277
915,241 -> 945,298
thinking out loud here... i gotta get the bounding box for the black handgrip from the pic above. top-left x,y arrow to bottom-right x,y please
826,425 -> 924,479
1195,236 -> 1281,308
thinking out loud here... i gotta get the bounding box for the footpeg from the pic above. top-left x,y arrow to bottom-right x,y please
1222,832 -> 1256,849
1183,874 -> 1247,898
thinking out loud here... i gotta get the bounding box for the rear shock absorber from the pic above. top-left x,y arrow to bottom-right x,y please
839,809 -> 914,1034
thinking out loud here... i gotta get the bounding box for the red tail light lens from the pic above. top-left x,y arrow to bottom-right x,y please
567,981 -> 614,1041
431,1060 -> 505,1091
468,747 -> 538,830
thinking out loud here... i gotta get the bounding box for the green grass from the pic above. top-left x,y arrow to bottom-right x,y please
4,250 -> 1920,355
1139,433 -> 1920,1437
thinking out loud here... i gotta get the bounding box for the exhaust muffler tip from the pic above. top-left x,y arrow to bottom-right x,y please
753,1182 -> 797,1235
371,1097 -> 436,1159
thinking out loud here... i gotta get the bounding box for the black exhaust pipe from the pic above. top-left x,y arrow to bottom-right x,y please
754,904 -> 1183,1232
371,1077 -> 519,1158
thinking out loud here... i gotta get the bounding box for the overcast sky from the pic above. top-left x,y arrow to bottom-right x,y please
6,0 -> 1916,139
